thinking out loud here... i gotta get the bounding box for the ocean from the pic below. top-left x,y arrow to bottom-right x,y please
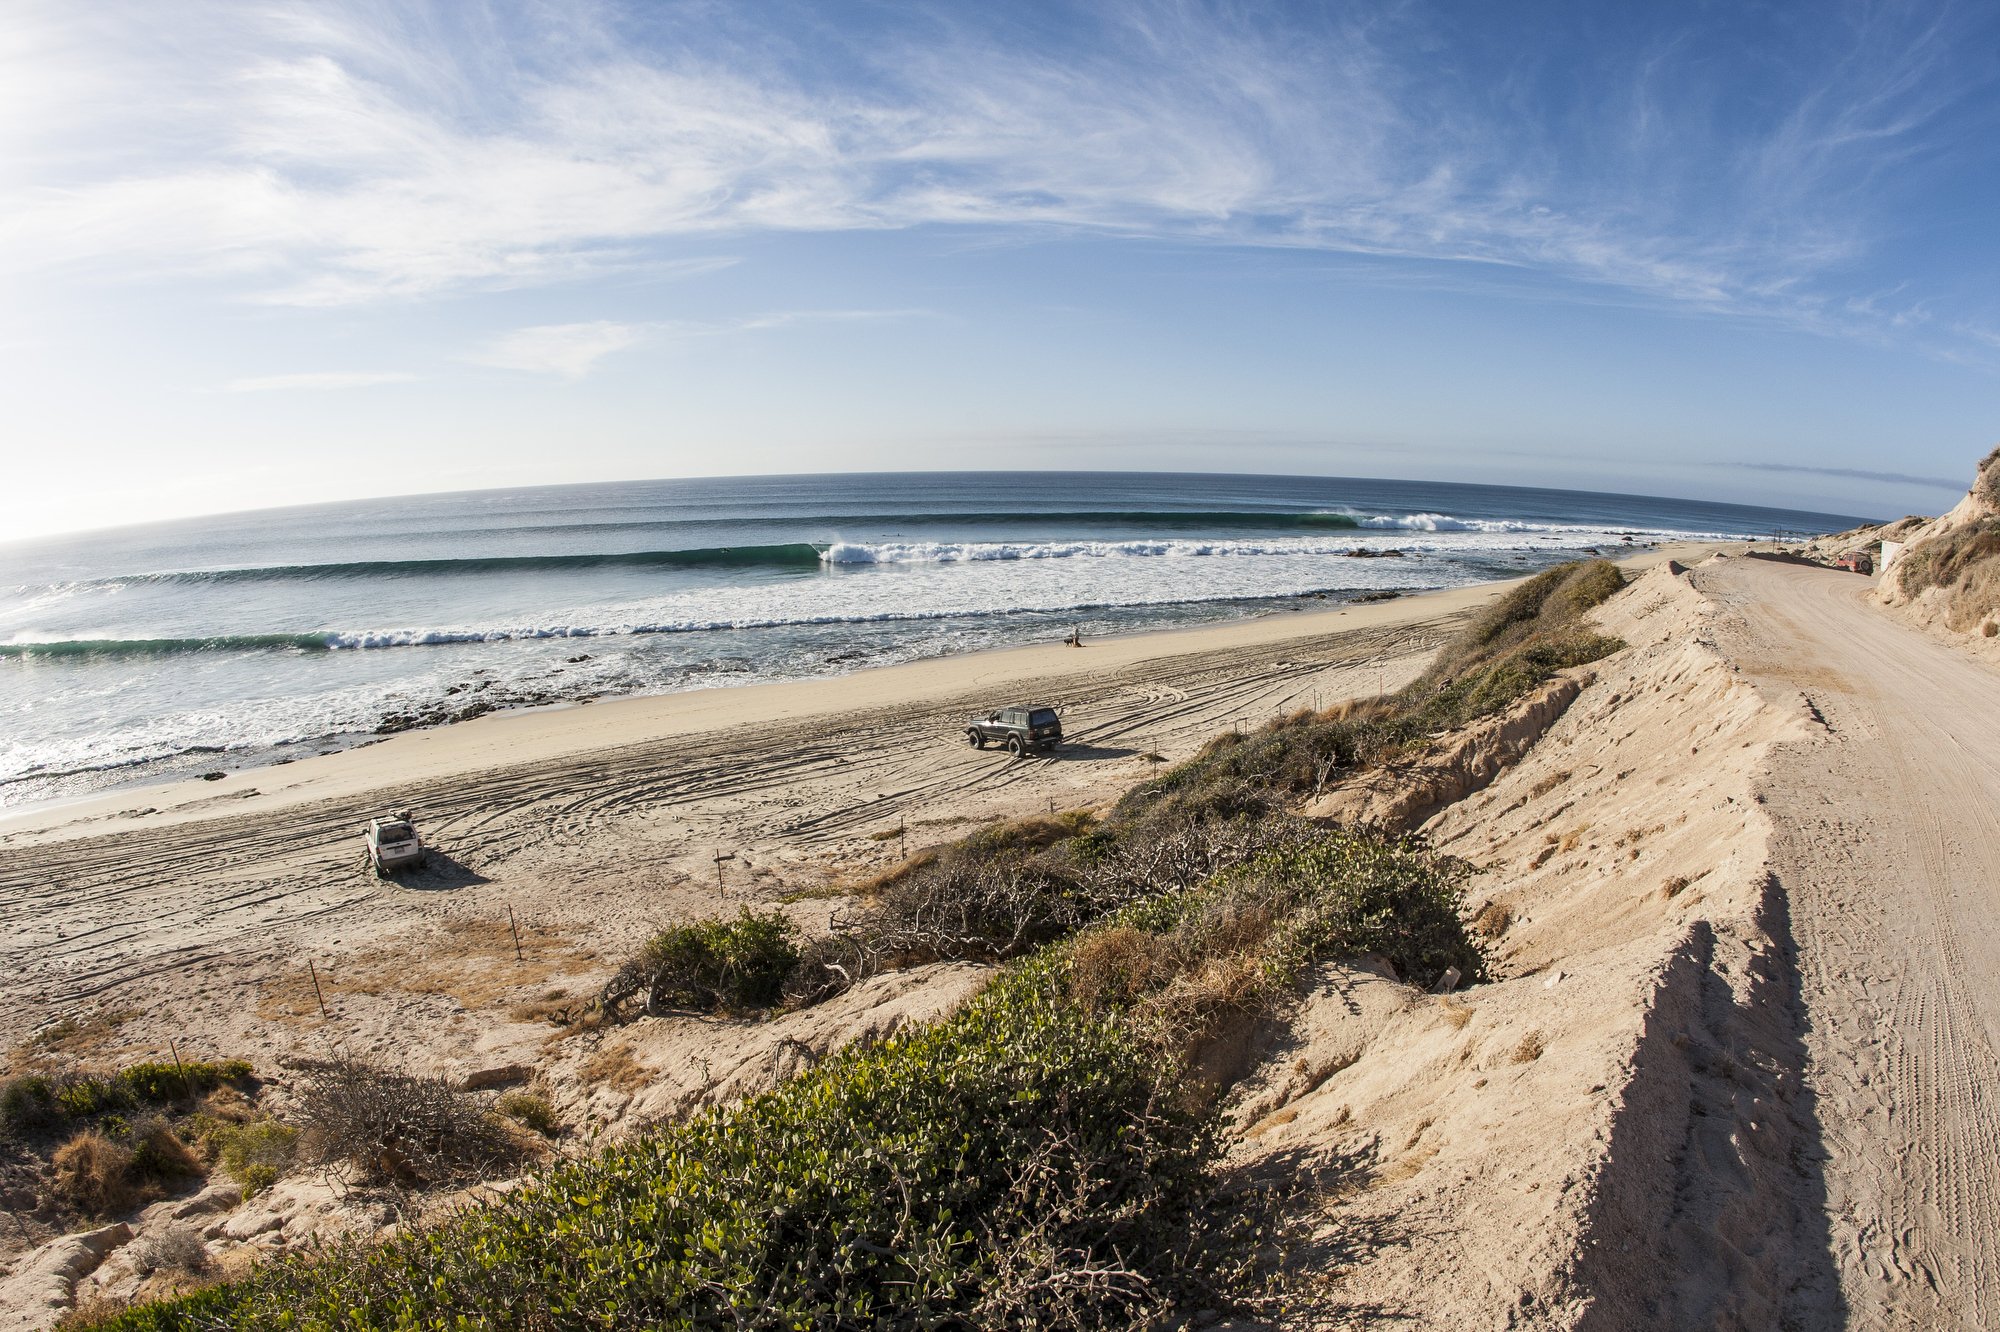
0,471 -> 1863,809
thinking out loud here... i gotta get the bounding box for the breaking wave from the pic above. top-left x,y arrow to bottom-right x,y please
42,513 -> 1677,589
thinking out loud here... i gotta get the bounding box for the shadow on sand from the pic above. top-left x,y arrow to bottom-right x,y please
378,850 -> 491,891
1568,875 -> 1844,1328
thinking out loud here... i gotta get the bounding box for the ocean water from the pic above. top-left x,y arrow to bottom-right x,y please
0,471 -> 1862,808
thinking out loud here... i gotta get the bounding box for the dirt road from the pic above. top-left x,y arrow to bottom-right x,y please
1703,557 -> 2000,1328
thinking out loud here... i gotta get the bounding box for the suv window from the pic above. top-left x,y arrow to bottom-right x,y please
1028,709 -> 1058,726
999,709 -> 1024,724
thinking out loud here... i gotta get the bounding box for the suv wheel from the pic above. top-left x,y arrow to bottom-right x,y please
1006,735 -> 1025,757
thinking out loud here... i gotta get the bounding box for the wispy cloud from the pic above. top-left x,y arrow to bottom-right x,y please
465,321 -> 646,380
1729,460 -> 1968,491
225,370 -> 418,392
462,308 -> 926,379
3,0 -> 1995,350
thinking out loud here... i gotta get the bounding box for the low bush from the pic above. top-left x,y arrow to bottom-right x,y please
1,1075 -> 61,1134
206,1120 -> 299,1190
1062,828 -> 1483,1066
494,1092 -> 560,1138
600,909 -> 800,1018
293,1058 -> 517,1186
127,1225 -> 210,1277
80,956 -> 1255,1331
129,1118 -> 201,1184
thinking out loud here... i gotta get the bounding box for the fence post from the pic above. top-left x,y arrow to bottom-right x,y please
167,1035 -> 189,1098
307,959 -> 329,1019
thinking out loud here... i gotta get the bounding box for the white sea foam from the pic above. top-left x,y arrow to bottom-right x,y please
817,526 -> 1724,566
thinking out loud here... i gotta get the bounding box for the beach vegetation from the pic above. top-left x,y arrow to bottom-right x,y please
1893,517 -> 2000,631
290,1057 -> 520,1186
127,1225 -> 211,1277
1977,443 -> 2000,509
202,1119 -> 300,1191
51,1129 -> 140,1217
495,1090 -> 560,1137
3,1060 -> 254,1138
600,908 -> 801,1018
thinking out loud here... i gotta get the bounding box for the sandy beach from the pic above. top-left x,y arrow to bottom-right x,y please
2,563 -> 1528,1064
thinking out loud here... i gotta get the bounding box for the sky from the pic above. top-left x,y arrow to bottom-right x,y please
3,0 -> 1999,541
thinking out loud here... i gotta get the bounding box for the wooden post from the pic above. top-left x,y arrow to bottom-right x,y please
507,905 -> 524,963
307,958 -> 329,1019
167,1035 -> 189,1098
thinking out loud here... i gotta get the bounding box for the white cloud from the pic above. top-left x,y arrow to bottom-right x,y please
0,0 -> 1990,347
465,321 -> 646,379
224,370 -> 418,392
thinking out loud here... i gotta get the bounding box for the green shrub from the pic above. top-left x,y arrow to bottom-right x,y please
238,1164 -> 279,1199
495,1092 -> 560,1137
1242,833 -> 1485,990
116,1060 -> 252,1104
603,909 -> 801,1017
210,1120 -> 299,1187
20,1060 -> 255,1129
2,1075 -> 61,1133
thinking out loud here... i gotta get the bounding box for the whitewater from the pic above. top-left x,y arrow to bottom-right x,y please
0,471 -> 1862,806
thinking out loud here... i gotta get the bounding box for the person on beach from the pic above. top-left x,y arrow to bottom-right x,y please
1067,625 -> 1083,647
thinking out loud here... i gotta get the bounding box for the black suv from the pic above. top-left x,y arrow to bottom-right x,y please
967,705 -> 1063,755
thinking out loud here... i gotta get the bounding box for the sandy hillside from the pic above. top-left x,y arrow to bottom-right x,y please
1217,557 -> 1827,1327
1873,444 -> 2000,661
1210,553 -> 2000,1329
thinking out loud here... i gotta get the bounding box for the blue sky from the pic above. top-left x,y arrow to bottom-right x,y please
3,0 -> 1998,539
